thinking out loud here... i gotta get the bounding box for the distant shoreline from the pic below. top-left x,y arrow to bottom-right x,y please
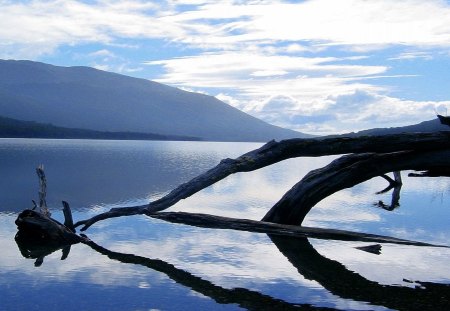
0,115 -> 202,142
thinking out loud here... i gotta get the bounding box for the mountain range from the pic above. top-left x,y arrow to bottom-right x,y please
0,59 -> 307,142
329,117 -> 449,137
1,113 -> 448,142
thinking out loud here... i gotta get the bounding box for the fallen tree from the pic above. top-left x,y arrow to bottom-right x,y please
73,131 -> 450,230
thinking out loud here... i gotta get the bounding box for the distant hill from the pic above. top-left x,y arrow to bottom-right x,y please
0,115 -> 200,141
323,117 -> 450,138
0,59 -> 309,142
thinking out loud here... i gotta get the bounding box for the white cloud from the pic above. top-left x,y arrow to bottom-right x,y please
3,0 -> 450,57
159,0 -> 450,49
2,0 -> 450,134
145,52 -> 386,98
0,0 -> 186,58
389,51 -> 434,61
89,49 -> 117,58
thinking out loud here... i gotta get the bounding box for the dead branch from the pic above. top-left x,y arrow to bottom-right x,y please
36,164 -> 50,217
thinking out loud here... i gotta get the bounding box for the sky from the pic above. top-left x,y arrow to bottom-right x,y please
1,0 -> 450,135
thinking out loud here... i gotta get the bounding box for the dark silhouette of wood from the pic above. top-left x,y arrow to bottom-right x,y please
409,167 -> 450,177
438,114 -> 450,127
36,164 -> 50,217
62,201 -> 75,232
74,132 -> 450,230
378,171 -> 402,194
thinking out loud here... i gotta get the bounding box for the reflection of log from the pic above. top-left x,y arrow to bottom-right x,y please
15,229 -> 75,267
263,149 -> 450,225
409,167 -> 450,178
378,171 -> 402,194
82,237 -> 326,311
75,132 -> 450,230
150,211 -> 447,247
270,235 -> 450,311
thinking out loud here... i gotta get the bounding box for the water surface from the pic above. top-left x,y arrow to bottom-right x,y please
1,138 -> 449,310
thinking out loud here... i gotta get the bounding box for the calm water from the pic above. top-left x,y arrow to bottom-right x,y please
0,138 -> 449,311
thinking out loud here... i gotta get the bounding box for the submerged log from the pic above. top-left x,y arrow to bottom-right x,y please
75,132 -> 450,230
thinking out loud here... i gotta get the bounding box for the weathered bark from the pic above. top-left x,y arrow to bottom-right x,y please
36,164 -> 51,217
62,201 -> 75,232
75,132 -> 450,230
263,149 -> 450,225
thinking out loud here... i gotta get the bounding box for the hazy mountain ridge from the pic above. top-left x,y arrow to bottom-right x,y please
0,59 -> 308,142
336,118 -> 450,137
0,115 -> 200,141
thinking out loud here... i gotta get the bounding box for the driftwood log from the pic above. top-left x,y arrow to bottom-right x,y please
74,131 -> 450,230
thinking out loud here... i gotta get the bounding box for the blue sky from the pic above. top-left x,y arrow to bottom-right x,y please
1,0 -> 450,135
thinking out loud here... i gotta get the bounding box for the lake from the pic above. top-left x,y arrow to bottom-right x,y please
0,138 -> 449,311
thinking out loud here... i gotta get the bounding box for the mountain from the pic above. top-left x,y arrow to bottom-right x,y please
339,118 -> 450,137
0,59 -> 309,142
0,115 -> 200,141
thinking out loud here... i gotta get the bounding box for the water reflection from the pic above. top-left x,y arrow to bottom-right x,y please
13,226 -> 450,311
81,236 -> 324,311
270,236 -> 450,311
